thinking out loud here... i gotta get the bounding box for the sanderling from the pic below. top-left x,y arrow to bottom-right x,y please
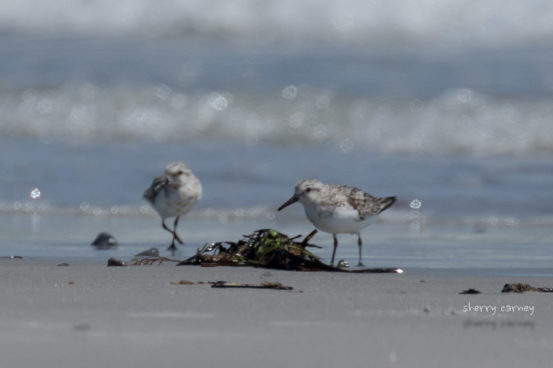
143,162 -> 202,251
278,178 -> 396,267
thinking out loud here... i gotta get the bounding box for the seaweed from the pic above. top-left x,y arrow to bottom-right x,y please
169,280 -> 196,285
167,280 -> 295,290
118,229 -> 402,273
177,229 -> 402,273
210,281 -> 294,290
459,288 -> 481,294
130,256 -> 180,265
501,283 -> 553,293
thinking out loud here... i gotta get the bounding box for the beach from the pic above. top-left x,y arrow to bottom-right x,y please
2,1 -> 553,366
1,258 -> 551,368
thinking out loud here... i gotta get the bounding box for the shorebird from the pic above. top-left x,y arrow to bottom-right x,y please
143,162 -> 202,251
278,178 -> 396,267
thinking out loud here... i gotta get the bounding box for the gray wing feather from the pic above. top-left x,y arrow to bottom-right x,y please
143,175 -> 167,204
347,187 -> 396,220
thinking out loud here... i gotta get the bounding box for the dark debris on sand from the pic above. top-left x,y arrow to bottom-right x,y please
177,229 -> 401,273
91,232 -> 118,249
130,256 -> 180,265
168,280 -> 295,291
169,280 -> 196,285
502,283 -> 553,293
107,257 -> 127,267
110,229 -> 402,273
210,281 -> 294,290
459,288 -> 481,294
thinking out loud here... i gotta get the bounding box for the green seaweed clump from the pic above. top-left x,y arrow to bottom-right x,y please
178,229 -> 334,271
178,229 -> 402,273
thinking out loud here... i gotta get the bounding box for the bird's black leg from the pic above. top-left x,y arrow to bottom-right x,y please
173,216 -> 184,244
168,235 -> 177,252
162,219 -> 173,236
331,234 -> 338,266
162,219 -> 178,251
357,234 -> 365,267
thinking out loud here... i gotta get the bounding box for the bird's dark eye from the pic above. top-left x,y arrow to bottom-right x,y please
305,188 -> 312,193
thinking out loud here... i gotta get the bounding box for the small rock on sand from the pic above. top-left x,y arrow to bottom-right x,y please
107,257 -> 127,267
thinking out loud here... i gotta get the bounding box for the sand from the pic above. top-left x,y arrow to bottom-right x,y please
1,258 -> 551,368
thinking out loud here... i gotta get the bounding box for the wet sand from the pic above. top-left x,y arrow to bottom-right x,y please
1,259 -> 551,368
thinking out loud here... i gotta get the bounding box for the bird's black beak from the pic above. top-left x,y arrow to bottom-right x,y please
278,194 -> 299,211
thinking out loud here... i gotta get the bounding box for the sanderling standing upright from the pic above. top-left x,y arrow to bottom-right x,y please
278,178 -> 396,267
143,162 -> 202,251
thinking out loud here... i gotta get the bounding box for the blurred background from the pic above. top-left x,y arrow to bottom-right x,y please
1,0 -> 552,267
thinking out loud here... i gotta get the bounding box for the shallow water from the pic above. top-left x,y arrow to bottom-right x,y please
2,138 -> 552,267
1,3 -> 552,267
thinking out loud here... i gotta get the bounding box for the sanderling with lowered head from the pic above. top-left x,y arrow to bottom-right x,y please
143,162 -> 202,251
278,178 -> 396,267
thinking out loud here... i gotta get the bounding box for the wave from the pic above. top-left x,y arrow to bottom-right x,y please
2,84 -> 553,155
3,201 -> 553,229
0,201 -> 275,221
2,1 -> 553,48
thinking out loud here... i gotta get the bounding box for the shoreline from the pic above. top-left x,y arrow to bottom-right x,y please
1,259 -> 551,367
4,256 -> 553,277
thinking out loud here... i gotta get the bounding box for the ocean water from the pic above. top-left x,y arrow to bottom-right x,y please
1,1 -> 552,268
